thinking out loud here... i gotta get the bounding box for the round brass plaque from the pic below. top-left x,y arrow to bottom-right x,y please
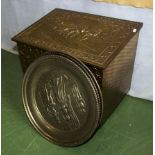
22,52 -> 103,146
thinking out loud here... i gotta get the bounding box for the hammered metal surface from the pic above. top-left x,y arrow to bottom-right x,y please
100,33 -> 139,125
12,8 -> 142,68
22,52 -> 103,146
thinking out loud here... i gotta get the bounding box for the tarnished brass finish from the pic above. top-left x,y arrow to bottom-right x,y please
22,52 -> 103,146
12,8 -> 142,146
12,8 -> 142,70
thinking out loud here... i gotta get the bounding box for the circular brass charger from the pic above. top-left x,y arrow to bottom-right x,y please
22,52 -> 103,146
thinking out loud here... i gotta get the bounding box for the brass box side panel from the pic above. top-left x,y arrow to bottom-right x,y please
101,33 -> 139,124
17,43 -> 46,71
13,8 -> 142,69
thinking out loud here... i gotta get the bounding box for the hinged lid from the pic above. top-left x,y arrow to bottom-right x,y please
12,8 -> 143,69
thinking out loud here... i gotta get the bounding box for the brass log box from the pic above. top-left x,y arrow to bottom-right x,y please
12,8 -> 142,146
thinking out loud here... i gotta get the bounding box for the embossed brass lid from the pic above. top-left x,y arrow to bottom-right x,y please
22,52 -> 103,146
12,8 -> 143,69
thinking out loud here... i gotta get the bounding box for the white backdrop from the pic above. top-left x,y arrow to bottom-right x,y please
2,0 -> 153,100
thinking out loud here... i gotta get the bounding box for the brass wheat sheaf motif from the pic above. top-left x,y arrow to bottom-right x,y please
38,73 -> 86,130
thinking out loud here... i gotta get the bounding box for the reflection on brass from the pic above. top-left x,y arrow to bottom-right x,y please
12,8 -> 142,146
